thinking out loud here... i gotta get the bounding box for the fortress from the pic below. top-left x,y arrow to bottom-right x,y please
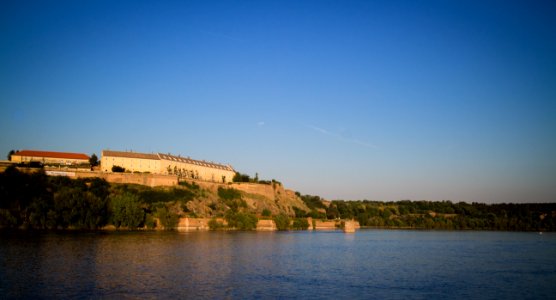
10,150 -> 89,165
7,149 -> 237,184
101,150 -> 236,183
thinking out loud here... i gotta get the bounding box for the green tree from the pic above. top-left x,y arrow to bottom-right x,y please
208,217 -> 225,230
89,154 -> 99,166
218,187 -> 241,200
53,187 -> 108,229
292,206 -> 307,218
225,211 -> 258,230
88,178 -> 110,200
112,165 -> 125,172
326,205 -> 340,219
156,206 -> 179,230
273,214 -> 290,230
109,192 -> 144,228
7,150 -> 16,161
232,172 -> 251,183
292,218 -> 310,230
218,187 -> 246,211
262,209 -> 271,217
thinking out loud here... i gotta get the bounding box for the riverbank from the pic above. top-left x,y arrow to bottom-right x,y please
1,166 -> 555,232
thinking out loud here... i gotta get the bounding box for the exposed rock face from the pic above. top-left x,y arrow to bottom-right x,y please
231,182 -> 310,216
184,180 -> 310,217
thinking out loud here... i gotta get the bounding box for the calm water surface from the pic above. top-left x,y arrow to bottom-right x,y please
1,230 -> 555,299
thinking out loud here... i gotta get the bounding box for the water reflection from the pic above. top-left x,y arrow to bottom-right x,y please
1,230 -> 556,299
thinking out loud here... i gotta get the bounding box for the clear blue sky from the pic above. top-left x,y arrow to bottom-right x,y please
1,0 -> 555,203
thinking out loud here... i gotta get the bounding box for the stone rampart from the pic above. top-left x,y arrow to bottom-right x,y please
256,219 -> 277,231
43,169 -> 178,187
177,217 -> 210,231
312,219 -> 360,231
314,220 -> 338,230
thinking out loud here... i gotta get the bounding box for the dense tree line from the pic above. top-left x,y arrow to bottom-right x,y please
0,167 -> 110,229
318,200 -> 556,231
0,166 -> 194,230
2,167 -> 554,231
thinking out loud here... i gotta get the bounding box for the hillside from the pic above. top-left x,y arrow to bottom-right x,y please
174,180 -> 310,218
0,166 -> 312,230
1,166 -> 555,231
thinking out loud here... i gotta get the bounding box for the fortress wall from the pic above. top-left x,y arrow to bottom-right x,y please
314,220 -> 338,230
231,182 -> 277,199
62,171 -> 178,187
176,217 -> 214,231
101,156 -> 160,174
256,219 -> 277,231
312,219 -> 361,231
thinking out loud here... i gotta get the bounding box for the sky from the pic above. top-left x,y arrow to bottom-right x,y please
1,0 -> 555,203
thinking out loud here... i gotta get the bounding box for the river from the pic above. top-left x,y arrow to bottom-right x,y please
1,230 -> 555,299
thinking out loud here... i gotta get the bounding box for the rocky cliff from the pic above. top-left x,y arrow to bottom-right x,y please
183,180 -> 310,218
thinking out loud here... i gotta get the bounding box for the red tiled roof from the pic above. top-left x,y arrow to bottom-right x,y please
14,150 -> 89,160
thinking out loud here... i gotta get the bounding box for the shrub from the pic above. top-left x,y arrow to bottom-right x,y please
156,206 -> 179,230
179,180 -> 200,191
292,218 -> 310,230
293,206 -> 307,218
225,211 -> 258,230
112,165 -> 125,172
145,214 -> 157,229
218,187 -> 241,200
109,192 -> 144,229
262,209 -> 271,217
232,172 -> 251,183
208,217 -> 225,230
218,187 -> 246,211
273,214 -> 290,231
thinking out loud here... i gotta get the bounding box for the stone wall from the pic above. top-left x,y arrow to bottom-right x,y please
313,220 -> 338,230
176,217 -> 210,231
256,219 -> 277,231
44,169 -> 178,187
312,219 -> 361,231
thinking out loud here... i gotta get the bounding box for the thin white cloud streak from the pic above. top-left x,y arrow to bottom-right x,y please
305,124 -> 378,149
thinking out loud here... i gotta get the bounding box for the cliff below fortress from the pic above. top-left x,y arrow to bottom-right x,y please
183,180 -> 311,218
39,169 -> 313,218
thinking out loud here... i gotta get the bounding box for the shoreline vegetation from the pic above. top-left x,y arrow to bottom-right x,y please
0,166 -> 554,232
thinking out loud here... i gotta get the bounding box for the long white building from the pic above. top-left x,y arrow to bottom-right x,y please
101,150 -> 236,183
